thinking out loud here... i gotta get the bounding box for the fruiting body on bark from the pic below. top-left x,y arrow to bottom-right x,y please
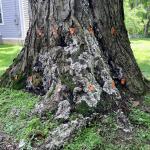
0,0 -> 148,149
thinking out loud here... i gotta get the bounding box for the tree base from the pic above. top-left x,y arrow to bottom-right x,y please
0,0 -> 149,149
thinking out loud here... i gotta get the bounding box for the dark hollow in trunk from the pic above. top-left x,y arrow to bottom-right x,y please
0,0 -> 149,149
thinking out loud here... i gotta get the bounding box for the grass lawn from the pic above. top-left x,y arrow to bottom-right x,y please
131,38 -> 150,79
0,45 -> 21,76
0,39 -> 150,149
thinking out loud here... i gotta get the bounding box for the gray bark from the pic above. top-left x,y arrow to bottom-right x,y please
0,0 -> 146,94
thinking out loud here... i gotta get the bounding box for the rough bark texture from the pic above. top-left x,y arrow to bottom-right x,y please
0,0 -> 149,149
144,18 -> 150,37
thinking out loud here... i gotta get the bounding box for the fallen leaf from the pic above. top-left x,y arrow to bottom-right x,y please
111,27 -> 117,36
28,76 -> 33,81
88,25 -> 94,33
112,80 -> 116,89
133,101 -> 140,107
88,84 -> 95,92
121,78 -> 126,85
52,26 -> 58,38
69,27 -> 76,35
36,29 -> 44,37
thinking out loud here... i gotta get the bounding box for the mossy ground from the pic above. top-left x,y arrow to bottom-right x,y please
0,88 -> 58,148
0,39 -> 150,149
65,100 -> 150,150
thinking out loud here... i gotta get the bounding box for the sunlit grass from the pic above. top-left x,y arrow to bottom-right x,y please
0,45 -> 21,76
131,38 -> 150,79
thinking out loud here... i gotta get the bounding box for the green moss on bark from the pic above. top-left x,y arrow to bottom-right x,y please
12,74 -> 26,90
60,73 -> 76,91
75,101 -> 94,116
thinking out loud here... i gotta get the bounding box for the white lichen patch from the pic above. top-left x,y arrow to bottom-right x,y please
116,109 -> 133,133
55,100 -> 71,120
64,37 -> 79,54
101,69 -> 121,99
76,81 -> 102,107
43,117 -> 90,150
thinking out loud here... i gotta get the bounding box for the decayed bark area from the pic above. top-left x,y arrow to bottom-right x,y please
0,0 -> 149,149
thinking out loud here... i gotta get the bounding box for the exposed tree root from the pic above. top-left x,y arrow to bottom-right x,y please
39,111 -> 132,150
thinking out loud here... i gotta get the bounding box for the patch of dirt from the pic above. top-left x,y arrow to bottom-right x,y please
0,132 -> 18,150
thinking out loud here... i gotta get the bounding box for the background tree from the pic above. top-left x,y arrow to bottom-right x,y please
125,0 -> 150,36
0,0 -> 149,149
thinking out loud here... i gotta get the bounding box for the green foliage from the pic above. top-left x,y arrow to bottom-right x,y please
129,0 -> 150,8
124,0 -> 147,35
124,0 -> 150,36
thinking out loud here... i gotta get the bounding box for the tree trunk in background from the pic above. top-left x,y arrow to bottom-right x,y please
144,18 -> 150,37
0,0 -> 149,149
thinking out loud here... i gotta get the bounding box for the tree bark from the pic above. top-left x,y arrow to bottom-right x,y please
144,18 -> 150,37
0,0 -> 149,148
0,0 -> 147,93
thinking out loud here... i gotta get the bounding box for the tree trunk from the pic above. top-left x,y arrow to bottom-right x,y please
0,0 -> 149,149
144,18 -> 150,37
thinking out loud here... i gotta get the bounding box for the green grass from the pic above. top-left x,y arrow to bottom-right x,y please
0,89 -> 40,139
0,45 -> 21,76
131,38 -> 150,79
0,88 -> 38,139
64,127 -> 102,150
65,110 -> 150,150
0,39 -> 150,149
0,88 -> 58,148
